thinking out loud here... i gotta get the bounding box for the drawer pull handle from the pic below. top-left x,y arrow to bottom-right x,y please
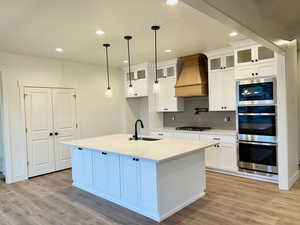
213,138 -> 221,140
158,133 -> 164,136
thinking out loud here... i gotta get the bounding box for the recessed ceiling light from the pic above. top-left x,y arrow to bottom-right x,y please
96,29 -> 105,36
165,49 -> 172,53
229,31 -> 238,37
166,0 -> 178,6
56,48 -> 63,52
123,60 -> 128,63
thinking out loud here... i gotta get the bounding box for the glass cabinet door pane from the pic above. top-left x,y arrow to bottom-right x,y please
237,49 -> 252,64
258,47 -> 274,60
127,72 -> 135,81
136,70 -> 146,79
166,66 -> 175,77
210,58 -> 221,70
157,68 -> 165,79
225,55 -> 234,68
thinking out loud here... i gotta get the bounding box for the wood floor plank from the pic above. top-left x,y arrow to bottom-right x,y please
0,170 -> 299,225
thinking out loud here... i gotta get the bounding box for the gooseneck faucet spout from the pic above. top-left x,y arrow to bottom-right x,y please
134,119 -> 144,140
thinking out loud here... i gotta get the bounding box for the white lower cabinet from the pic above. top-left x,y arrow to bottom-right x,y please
200,134 -> 238,172
72,148 -> 93,187
92,151 -> 120,199
72,147 -> 158,216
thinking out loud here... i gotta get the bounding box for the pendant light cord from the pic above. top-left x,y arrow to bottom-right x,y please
151,26 -> 160,84
105,46 -> 110,89
103,43 -> 111,89
125,36 -> 133,87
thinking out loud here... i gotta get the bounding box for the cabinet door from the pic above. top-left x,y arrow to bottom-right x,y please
209,57 -> 222,71
256,46 -> 275,63
235,66 -> 255,80
120,155 -> 140,205
223,54 -> 235,69
218,144 -> 238,172
72,148 -> 92,187
135,69 -> 147,97
93,151 -> 120,198
156,77 -> 182,112
209,71 -> 222,111
205,146 -> 218,168
236,47 -> 254,66
221,69 -> 236,111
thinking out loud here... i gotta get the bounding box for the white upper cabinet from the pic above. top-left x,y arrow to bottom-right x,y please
155,59 -> 184,112
124,63 -> 148,98
233,40 -> 277,80
206,48 -> 236,111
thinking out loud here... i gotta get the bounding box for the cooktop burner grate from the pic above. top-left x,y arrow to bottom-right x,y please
175,126 -> 211,131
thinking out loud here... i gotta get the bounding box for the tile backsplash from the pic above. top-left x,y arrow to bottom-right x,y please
163,97 -> 236,130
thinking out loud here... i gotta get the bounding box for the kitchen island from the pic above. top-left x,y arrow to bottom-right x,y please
63,134 -> 216,222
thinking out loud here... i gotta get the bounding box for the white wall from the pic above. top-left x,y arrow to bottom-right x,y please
0,73 -> 4,173
0,52 -> 125,183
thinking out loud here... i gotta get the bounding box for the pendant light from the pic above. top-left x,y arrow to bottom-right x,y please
124,35 -> 134,96
103,43 -> 112,98
152,25 -> 160,94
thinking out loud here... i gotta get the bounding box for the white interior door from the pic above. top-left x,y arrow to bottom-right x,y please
52,88 -> 77,171
25,88 -> 55,177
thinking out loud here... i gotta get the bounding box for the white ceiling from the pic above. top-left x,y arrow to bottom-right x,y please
0,0 -> 244,67
183,0 -> 300,46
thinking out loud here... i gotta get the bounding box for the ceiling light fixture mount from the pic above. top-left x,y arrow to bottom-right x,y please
103,43 -> 112,98
229,31 -> 238,37
96,29 -> 105,36
56,48 -> 64,52
166,0 -> 178,6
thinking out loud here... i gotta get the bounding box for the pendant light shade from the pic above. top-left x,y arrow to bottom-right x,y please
103,43 -> 112,98
124,35 -> 134,96
151,25 -> 160,94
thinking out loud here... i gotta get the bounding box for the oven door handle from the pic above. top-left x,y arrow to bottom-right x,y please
239,141 -> 277,146
238,113 -> 276,116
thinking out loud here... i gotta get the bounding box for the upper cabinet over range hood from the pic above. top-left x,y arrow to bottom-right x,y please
175,54 -> 208,97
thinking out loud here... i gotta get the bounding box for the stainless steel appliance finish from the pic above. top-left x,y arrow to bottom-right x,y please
237,77 -> 276,106
238,141 -> 278,177
238,105 -> 277,143
176,126 -> 211,131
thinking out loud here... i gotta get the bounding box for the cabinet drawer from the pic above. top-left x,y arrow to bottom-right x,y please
235,66 -> 254,80
173,132 -> 200,140
199,134 -> 236,144
150,131 -> 174,138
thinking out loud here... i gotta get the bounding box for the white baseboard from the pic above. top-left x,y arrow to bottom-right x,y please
159,192 -> 205,222
288,170 -> 299,189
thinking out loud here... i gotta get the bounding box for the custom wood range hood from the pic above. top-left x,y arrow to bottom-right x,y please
175,54 -> 208,97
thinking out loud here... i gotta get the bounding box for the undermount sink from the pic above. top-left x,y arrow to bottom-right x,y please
129,137 -> 160,141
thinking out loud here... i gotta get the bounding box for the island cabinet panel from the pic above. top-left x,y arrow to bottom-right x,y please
119,155 -> 158,213
71,148 -> 93,187
92,151 -> 121,199
120,155 -> 141,205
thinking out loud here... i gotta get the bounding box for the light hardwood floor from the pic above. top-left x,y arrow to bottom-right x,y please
0,170 -> 299,225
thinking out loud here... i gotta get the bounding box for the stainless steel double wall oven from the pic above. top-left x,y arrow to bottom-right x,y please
237,77 -> 277,178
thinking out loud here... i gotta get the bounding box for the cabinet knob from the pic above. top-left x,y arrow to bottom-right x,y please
102,152 -> 107,155
55,132 -> 59,136
251,60 -> 254,63
49,132 -> 53,136
251,73 -> 255,76
78,147 -> 82,150
255,73 -> 258,75
255,59 -> 258,62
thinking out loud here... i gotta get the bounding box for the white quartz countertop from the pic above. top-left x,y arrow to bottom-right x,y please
153,127 -> 237,136
63,134 -> 216,162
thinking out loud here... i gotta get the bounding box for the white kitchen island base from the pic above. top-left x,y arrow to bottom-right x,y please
71,148 -> 206,222
65,134 -> 215,222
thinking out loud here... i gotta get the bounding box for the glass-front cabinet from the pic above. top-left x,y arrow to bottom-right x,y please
235,45 -> 275,67
209,53 -> 234,72
124,64 -> 148,98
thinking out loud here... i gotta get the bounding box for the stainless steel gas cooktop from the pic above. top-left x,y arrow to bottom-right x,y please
175,126 -> 211,132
